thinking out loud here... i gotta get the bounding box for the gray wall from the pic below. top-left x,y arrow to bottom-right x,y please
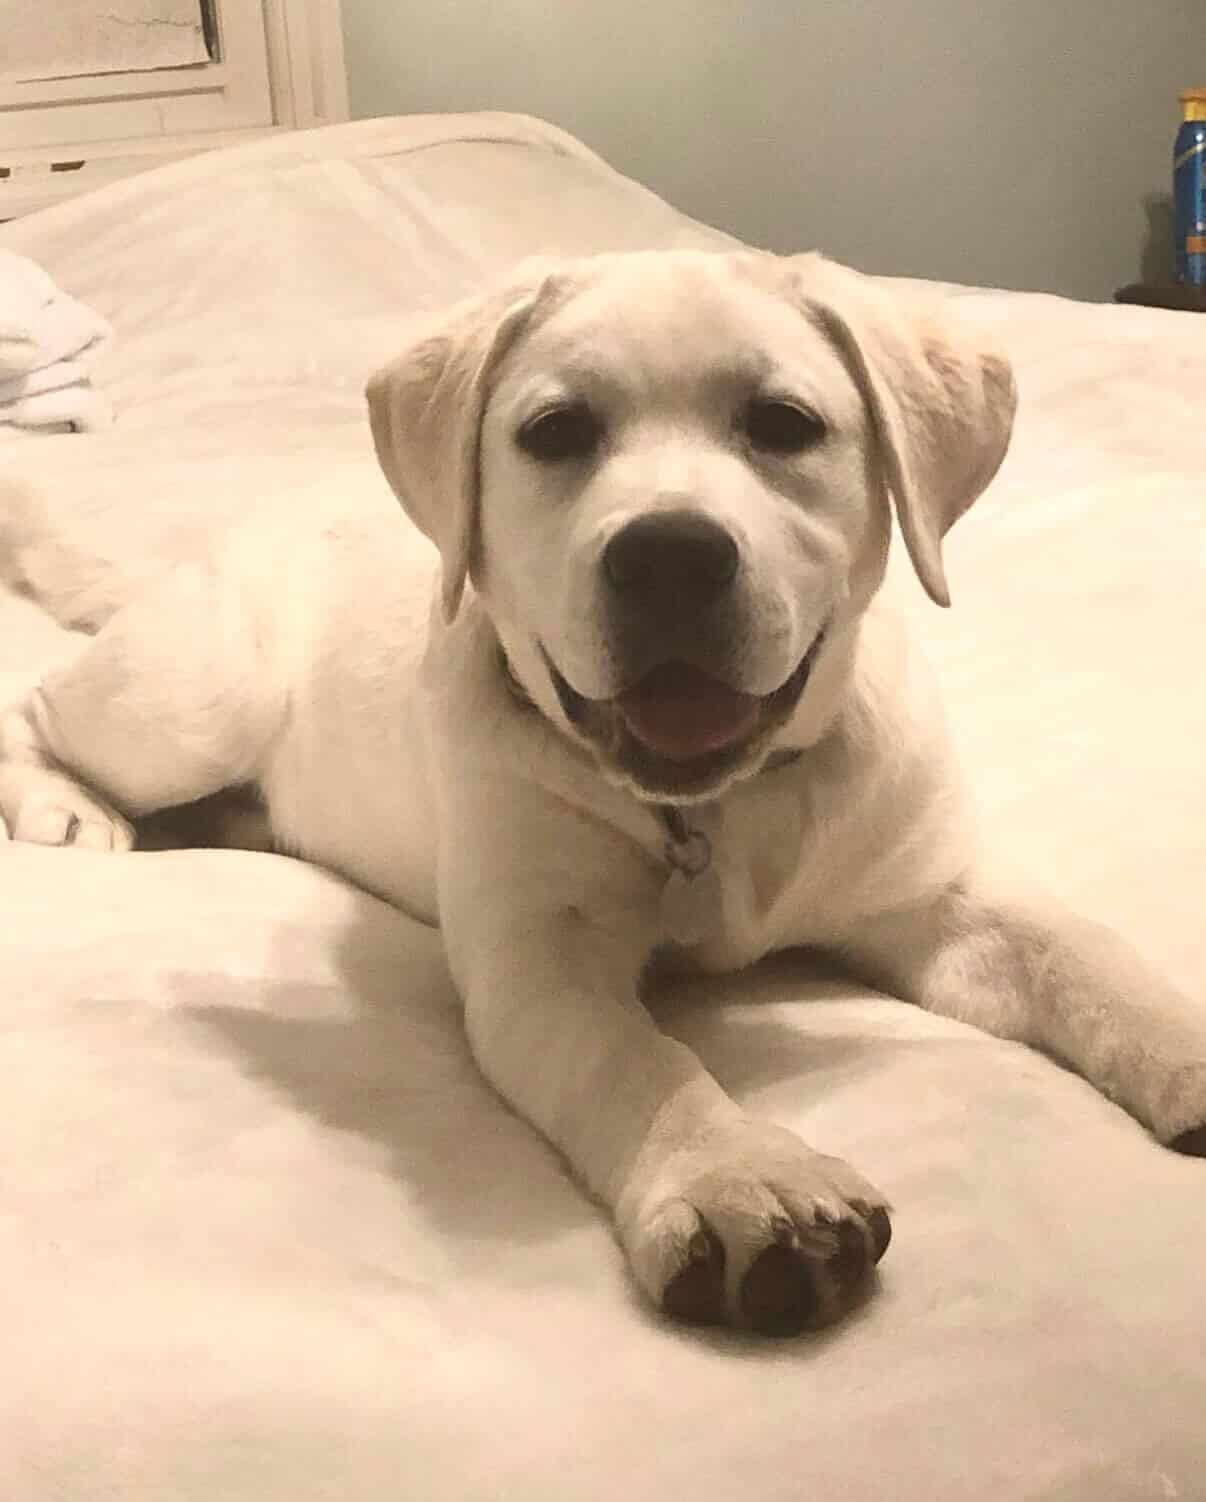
342,1 -> 1202,302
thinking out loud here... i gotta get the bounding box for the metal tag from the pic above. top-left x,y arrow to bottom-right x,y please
660,860 -> 724,947
657,806 -> 723,946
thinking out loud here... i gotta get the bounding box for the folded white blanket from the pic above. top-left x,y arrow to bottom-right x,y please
0,249 -> 113,432
0,382 -> 113,433
0,250 -> 112,376
0,358 -> 91,403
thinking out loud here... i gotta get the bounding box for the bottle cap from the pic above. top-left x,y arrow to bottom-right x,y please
1181,88 -> 1206,122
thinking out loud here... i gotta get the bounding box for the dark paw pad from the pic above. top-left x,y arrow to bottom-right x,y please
825,1215 -> 873,1290
739,1226 -> 822,1336
866,1205 -> 892,1263
1170,1124 -> 1206,1158
662,1224 -> 726,1325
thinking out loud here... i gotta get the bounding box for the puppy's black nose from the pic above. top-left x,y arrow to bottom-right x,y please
603,511 -> 739,613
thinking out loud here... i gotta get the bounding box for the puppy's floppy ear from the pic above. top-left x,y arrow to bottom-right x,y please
783,254 -> 1016,607
366,260 -> 560,621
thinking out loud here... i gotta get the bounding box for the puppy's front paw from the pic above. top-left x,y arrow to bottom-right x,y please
618,1119 -> 891,1336
0,763 -> 133,851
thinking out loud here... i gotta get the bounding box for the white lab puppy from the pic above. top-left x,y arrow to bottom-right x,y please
2,250 -> 1204,1336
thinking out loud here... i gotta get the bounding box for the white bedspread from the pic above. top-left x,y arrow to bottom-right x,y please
1,113 -> 1204,1502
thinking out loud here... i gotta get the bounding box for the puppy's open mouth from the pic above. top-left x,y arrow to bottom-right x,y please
616,661 -> 761,763
543,630 -> 825,797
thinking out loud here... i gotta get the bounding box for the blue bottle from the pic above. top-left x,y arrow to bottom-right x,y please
1174,89 -> 1206,287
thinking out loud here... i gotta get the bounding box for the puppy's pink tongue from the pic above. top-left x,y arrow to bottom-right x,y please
616,662 -> 759,762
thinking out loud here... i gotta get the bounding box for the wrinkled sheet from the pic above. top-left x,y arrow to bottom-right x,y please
1,113 -> 1204,1502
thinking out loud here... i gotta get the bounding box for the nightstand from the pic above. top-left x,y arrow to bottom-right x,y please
1114,283 -> 1206,312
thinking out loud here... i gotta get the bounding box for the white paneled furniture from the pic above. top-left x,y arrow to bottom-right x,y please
0,0 -> 347,217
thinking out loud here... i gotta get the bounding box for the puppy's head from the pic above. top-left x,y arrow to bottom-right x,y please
368,250 -> 1015,802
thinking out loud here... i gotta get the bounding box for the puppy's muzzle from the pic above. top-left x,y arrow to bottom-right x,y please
603,510 -> 739,620
541,507 -> 824,799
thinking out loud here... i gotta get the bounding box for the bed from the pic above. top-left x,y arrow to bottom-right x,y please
2,112 -> 1204,1501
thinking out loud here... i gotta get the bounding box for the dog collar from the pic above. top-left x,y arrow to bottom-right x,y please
499,648 -> 535,708
499,644 -> 796,943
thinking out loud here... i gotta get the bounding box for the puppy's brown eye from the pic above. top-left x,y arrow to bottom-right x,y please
743,399 -> 825,454
516,403 -> 602,462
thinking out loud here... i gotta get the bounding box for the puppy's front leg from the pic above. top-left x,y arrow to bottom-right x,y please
846,879 -> 1206,1155
440,804 -> 890,1336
